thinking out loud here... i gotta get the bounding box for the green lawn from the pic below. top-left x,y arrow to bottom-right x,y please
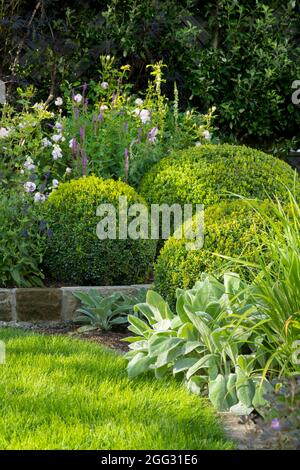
0,328 -> 233,450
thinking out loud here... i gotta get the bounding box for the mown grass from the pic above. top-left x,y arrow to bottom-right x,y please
0,328 -> 234,450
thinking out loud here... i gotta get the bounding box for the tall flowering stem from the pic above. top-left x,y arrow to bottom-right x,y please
124,148 -> 129,182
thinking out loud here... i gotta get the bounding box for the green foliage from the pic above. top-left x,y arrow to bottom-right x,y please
73,289 -> 147,331
0,190 -> 47,287
0,87 -> 73,196
231,191 -> 300,378
63,58 -> 216,187
193,1 -> 300,154
2,1 -> 299,153
125,273 -> 273,415
154,200 -> 277,304
42,176 -> 157,285
140,144 -> 299,207
254,376 -> 300,450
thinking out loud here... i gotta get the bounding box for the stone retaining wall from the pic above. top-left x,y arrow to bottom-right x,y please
0,285 -> 151,322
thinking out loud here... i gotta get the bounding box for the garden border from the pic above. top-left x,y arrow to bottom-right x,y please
0,285 -> 151,322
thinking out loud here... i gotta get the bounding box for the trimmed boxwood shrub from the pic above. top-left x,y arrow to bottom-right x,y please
154,200 -> 277,304
140,144 -> 299,207
43,176 -> 156,285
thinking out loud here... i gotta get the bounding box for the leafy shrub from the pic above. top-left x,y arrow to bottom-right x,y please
42,176 -> 156,285
140,144 -> 299,207
125,273 -> 272,415
0,87 -> 73,196
193,1 -> 300,155
0,190 -> 47,287
154,200 -> 277,304
74,289 -> 147,331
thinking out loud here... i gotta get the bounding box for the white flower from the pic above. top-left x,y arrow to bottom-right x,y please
24,182 -> 36,193
203,130 -> 212,140
52,179 -> 59,189
65,167 -> 72,174
55,97 -> 63,106
42,137 -> 52,148
0,127 -> 10,139
73,94 -> 82,104
135,98 -> 143,106
24,157 -> 36,171
195,141 -> 202,147
100,105 -> 108,111
134,108 -> 151,124
52,134 -> 63,143
211,106 -> 217,113
20,169 -> 24,175
101,82 -> 109,90
297,149 -> 300,153
55,122 -> 63,130
34,192 -> 46,203
52,144 -> 63,160
139,109 -> 151,124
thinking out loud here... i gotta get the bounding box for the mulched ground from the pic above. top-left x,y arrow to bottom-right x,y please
0,321 -> 130,352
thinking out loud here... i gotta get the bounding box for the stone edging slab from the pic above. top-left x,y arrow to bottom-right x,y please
0,285 -> 151,322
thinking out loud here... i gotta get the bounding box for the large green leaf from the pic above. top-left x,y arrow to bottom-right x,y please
177,322 -> 198,341
149,336 -> 183,357
155,344 -> 183,368
229,402 -> 253,416
208,374 -> 229,411
235,367 -> 255,408
146,290 -> 174,321
173,357 -> 199,374
224,272 -> 242,295
226,373 -> 238,408
186,376 -> 207,395
127,315 -> 151,337
176,294 -> 190,323
127,353 -> 155,378
186,354 -> 217,380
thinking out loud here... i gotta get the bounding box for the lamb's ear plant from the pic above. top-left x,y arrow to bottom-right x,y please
73,289 -> 147,332
125,273 -> 271,415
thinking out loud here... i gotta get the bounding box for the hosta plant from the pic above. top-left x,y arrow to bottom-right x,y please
125,272 -> 271,415
74,289 -> 147,332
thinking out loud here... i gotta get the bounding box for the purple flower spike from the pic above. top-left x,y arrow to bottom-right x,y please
124,122 -> 128,131
98,111 -> 103,124
80,127 -> 85,143
74,106 -> 79,120
148,126 -> 159,144
81,149 -> 88,176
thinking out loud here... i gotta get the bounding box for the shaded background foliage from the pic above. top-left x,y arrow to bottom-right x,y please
0,0 -> 300,153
